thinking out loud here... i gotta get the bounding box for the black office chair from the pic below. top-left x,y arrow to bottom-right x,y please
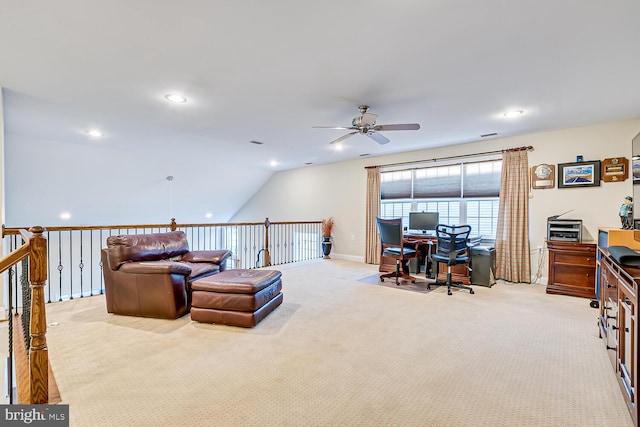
432,224 -> 474,295
376,217 -> 419,285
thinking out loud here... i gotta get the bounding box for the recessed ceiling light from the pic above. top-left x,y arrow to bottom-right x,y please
60,212 -> 71,220
165,94 -> 187,103
205,212 -> 212,218
334,144 -> 344,151
503,110 -> 524,118
86,129 -> 102,137
270,160 -> 277,167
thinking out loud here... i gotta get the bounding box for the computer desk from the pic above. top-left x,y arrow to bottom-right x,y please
379,233 -> 482,282
403,233 -> 438,278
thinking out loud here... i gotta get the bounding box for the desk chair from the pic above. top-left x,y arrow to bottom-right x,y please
376,218 -> 419,285
431,224 -> 474,295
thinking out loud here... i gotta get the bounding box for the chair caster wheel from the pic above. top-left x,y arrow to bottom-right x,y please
470,289 -> 475,294
380,278 -> 384,282
448,290 -> 452,295
411,280 -> 416,284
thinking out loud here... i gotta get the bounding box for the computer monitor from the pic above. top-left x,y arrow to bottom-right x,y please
409,212 -> 439,233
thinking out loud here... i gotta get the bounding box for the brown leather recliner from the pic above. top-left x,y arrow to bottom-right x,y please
102,231 -> 231,319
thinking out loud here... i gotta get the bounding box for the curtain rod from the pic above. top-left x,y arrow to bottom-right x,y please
364,145 -> 533,169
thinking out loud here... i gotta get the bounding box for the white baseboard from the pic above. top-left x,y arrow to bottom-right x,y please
531,276 -> 548,285
329,253 -> 365,263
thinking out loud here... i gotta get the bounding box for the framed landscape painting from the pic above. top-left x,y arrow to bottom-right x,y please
557,160 -> 601,188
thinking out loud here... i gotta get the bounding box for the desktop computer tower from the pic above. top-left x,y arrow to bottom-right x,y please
408,257 -> 420,275
408,257 -> 436,279
470,246 -> 496,287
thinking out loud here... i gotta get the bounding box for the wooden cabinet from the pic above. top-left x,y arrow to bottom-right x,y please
546,240 -> 596,298
597,228 -> 640,301
436,262 -> 471,284
598,247 -> 640,425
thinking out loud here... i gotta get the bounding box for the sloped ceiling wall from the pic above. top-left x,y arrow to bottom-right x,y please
3,130 -> 273,226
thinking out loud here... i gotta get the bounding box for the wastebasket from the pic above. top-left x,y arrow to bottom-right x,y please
408,257 -> 420,274
470,246 -> 496,287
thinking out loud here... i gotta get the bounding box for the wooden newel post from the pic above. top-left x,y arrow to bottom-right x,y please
28,226 -> 48,404
264,218 -> 271,267
170,218 -> 177,231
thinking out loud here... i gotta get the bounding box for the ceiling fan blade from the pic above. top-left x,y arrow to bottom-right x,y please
313,125 -> 357,130
373,123 -> 420,131
329,131 -> 358,145
367,131 -> 390,145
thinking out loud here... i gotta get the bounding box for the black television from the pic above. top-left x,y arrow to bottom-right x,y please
409,212 -> 439,233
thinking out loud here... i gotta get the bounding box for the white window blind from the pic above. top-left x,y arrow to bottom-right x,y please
413,165 -> 462,198
462,160 -> 501,197
380,170 -> 412,199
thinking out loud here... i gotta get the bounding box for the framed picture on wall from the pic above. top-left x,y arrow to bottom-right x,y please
531,164 -> 555,189
557,160 -> 601,188
601,157 -> 629,182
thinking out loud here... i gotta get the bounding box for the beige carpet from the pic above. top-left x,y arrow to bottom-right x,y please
42,259 -> 631,426
357,272 -> 439,294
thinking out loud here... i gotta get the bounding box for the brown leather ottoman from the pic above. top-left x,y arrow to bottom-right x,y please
190,269 -> 283,327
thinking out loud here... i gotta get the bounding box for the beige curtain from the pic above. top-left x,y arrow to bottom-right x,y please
365,166 -> 381,264
495,149 -> 531,282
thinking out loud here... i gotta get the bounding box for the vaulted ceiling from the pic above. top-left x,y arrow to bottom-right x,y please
1,1 -> 639,223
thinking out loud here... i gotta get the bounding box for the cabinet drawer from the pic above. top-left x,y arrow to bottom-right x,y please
553,264 -> 596,286
554,252 -> 595,266
604,267 -> 618,294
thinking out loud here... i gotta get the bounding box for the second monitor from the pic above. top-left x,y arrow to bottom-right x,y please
408,212 -> 439,233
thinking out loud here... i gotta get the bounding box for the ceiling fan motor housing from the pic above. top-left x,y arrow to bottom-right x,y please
352,112 -> 377,128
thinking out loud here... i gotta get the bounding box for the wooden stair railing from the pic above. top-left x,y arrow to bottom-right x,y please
0,226 -> 49,404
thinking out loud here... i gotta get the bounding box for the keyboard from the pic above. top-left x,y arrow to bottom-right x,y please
405,231 -> 436,237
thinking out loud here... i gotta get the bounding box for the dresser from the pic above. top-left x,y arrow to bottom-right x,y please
598,247 -> 640,425
546,240 -> 596,298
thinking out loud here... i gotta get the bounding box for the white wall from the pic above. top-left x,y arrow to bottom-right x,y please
233,118 -> 640,278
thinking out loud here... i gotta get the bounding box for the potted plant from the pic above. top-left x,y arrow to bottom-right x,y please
321,217 -> 334,258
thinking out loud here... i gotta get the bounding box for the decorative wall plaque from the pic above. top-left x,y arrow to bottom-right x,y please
531,163 -> 555,189
601,157 -> 628,182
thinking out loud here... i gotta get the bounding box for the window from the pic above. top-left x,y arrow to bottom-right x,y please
380,159 -> 501,239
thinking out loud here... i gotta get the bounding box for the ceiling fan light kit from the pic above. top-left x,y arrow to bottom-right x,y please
314,105 -> 420,146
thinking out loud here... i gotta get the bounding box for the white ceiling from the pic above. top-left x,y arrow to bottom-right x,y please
1,1 -> 640,223
2,1 -> 640,169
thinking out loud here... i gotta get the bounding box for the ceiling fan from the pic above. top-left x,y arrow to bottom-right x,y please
313,105 -> 420,145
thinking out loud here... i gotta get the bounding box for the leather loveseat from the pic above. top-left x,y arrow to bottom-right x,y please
102,231 -> 231,319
